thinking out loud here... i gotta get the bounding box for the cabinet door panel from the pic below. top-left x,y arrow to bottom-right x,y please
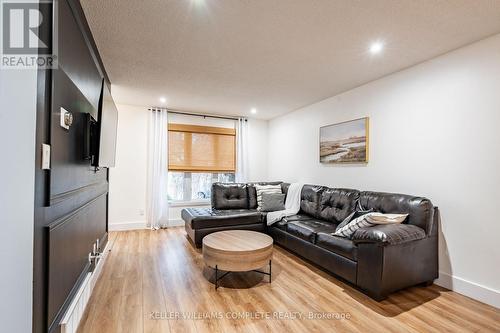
47,195 -> 107,327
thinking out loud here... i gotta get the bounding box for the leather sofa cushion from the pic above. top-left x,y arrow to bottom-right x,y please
352,224 -> 426,245
300,185 -> 324,218
247,182 -> 283,209
359,191 -> 434,234
318,188 -> 360,223
270,213 -> 314,231
211,183 -> 249,210
282,214 -> 314,223
316,232 -> 358,261
181,207 -> 261,229
286,219 -> 337,243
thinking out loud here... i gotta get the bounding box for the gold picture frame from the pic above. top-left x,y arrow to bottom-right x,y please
319,117 -> 369,164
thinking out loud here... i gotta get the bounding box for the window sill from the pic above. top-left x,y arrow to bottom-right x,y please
169,200 -> 210,208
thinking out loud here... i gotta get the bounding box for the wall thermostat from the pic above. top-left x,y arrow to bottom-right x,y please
60,107 -> 73,130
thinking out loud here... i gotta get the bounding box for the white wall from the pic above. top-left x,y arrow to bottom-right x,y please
0,69 -> 37,331
109,105 -> 270,229
247,118 -> 270,182
268,34 -> 500,308
109,104 -> 149,230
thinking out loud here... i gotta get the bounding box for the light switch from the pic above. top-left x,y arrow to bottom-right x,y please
42,144 -> 51,170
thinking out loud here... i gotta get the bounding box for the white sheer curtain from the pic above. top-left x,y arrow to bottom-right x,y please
235,117 -> 249,183
146,108 -> 169,229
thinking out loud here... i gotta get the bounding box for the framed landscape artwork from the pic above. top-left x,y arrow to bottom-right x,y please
320,117 -> 369,163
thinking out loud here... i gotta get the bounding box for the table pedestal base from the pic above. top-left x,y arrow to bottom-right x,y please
214,260 -> 272,290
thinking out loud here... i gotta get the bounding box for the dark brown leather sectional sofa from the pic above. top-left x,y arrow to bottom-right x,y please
182,182 -> 439,300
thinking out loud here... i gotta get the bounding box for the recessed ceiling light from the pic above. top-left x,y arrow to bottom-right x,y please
191,0 -> 205,8
159,97 -> 167,104
369,41 -> 384,55
251,108 -> 257,114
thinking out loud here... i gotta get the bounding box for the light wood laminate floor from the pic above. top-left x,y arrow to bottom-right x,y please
78,228 -> 500,333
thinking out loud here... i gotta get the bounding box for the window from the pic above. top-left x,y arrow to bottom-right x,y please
167,123 -> 236,202
168,124 -> 235,172
167,172 -> 235,202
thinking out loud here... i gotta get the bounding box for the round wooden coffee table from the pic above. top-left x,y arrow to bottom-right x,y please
202,230 -> 273,289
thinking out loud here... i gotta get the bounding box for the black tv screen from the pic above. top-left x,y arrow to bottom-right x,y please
92,81 -> 118,168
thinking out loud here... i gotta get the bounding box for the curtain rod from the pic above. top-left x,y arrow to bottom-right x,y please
167,109 -> 247,121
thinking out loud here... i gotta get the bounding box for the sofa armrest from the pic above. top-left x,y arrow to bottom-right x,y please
352,224 -> 426,245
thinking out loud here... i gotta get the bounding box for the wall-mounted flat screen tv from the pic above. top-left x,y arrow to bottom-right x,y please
92,81 -> 118,168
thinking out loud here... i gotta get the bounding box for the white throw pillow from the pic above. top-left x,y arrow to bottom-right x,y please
365,213 -> 408,224
254,184 -> 282,210
334,213 -> 375,238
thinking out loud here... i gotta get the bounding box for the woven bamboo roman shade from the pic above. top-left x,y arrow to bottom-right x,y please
168,124 -> 236,172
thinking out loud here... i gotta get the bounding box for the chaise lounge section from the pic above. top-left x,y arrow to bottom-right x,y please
182,182 -> 285,247
181,181 -> 439,301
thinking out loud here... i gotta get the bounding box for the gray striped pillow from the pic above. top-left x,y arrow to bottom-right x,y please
254,184 -> 282,211
333,213 -> 375,238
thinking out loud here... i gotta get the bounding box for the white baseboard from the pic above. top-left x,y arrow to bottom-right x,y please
435,271 -> 500,309
168,218 -> 184,227
109,219 -> 184,231
109,221 -> 147,231
108,219 -> 184,231
60,239 -> 112,333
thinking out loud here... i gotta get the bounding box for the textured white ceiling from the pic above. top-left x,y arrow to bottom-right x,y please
81,0 -> 500,119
